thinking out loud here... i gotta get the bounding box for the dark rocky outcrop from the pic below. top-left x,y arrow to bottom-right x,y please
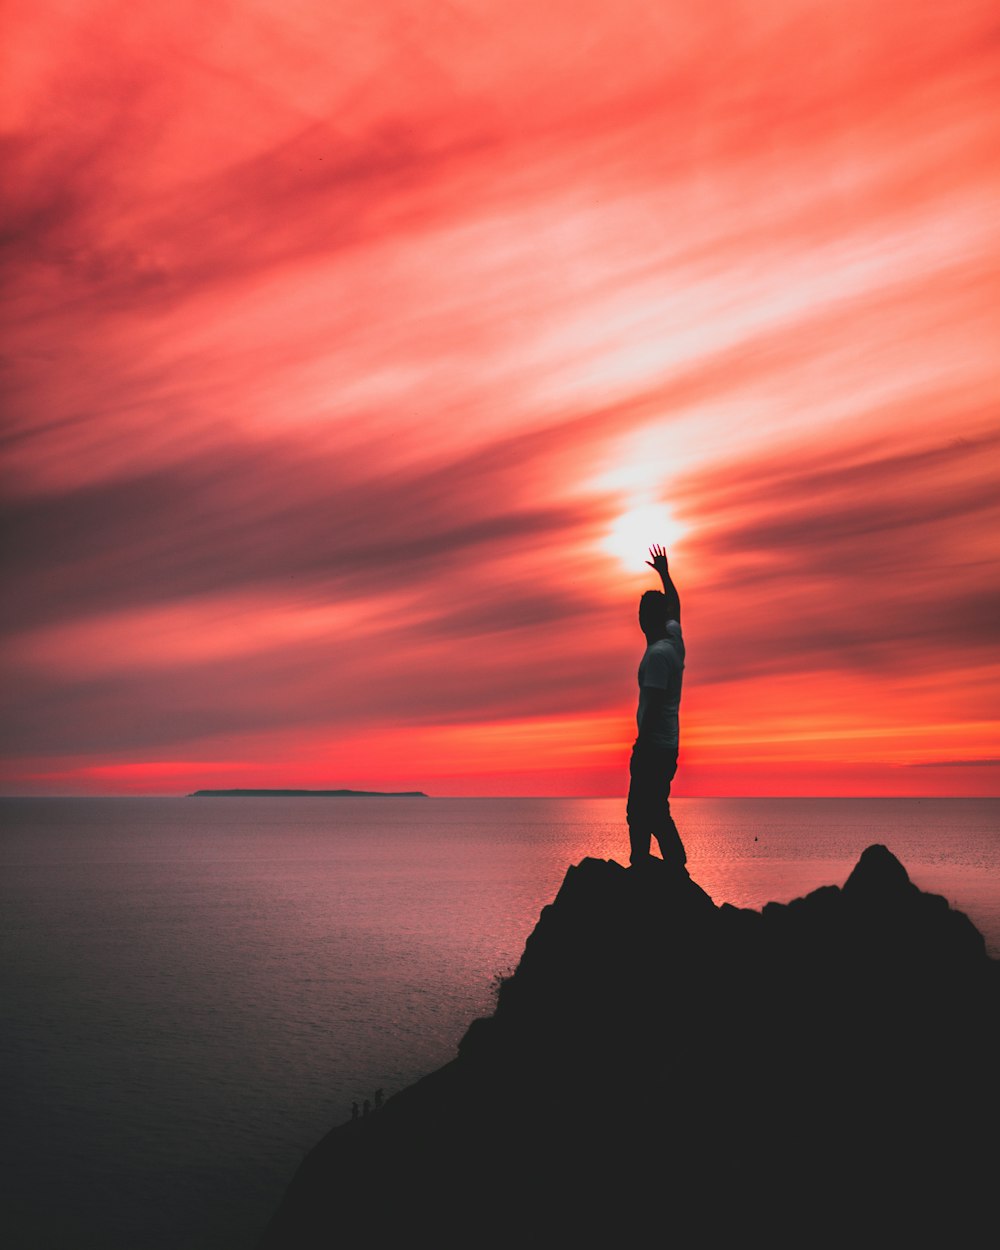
258,846 -> 999,1247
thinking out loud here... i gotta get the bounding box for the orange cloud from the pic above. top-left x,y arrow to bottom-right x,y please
2,1 -> 998,795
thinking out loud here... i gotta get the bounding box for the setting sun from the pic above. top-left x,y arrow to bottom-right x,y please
602,504 -> 689,571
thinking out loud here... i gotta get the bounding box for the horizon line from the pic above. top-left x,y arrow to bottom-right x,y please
1,792 -> 997,801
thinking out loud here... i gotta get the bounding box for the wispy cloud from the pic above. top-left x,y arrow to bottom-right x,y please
3,1 -> 998,793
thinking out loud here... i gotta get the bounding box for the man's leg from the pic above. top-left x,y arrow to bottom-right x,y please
626,745 -> 653,864
654,750 -> 686,868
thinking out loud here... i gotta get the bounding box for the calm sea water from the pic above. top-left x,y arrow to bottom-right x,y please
2,796 -> 998,1249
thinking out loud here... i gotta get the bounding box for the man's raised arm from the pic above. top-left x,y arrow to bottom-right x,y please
646,544 -> 681,623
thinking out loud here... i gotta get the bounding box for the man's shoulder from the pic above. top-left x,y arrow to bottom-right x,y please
655,625 -> 684,662
650,625 -> 685,655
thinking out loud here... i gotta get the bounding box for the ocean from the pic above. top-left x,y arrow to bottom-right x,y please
2,796 -> 998,1249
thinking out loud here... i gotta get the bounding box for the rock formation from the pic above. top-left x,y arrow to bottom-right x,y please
258,846 -> 999,1246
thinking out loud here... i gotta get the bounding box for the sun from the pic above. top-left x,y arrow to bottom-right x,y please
602,503 -> 688,571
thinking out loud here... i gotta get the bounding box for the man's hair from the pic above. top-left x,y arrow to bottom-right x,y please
639,589 -> 668,626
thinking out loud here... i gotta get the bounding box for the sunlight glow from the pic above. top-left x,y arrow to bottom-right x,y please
602,503 -> 689,571
4,1 -> 998,797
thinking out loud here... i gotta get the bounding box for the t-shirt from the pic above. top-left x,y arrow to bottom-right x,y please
636,621 -> 684,748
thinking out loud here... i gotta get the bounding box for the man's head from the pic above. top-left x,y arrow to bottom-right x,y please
638,589 -> 669,639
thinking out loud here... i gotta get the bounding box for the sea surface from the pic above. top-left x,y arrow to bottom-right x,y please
2,796 -> 998,1249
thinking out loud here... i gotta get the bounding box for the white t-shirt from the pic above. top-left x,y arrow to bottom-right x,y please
636,621 -> 684,748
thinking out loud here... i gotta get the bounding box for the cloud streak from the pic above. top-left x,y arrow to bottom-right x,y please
3,0 -> 998,794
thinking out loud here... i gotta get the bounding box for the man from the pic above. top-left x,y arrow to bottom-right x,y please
627,544 -> 686,869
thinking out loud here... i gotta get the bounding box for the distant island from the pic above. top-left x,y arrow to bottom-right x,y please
187,789 -> 428,798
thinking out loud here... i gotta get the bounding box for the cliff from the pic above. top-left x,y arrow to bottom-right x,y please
258,846 -> 999,1246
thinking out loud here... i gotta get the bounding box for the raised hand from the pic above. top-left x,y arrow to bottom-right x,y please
646,544 -> 669,582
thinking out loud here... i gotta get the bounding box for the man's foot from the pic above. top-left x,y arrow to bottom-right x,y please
658,856 -> 687,873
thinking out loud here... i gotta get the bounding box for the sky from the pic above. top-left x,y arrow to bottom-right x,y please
2,0 -> 998,797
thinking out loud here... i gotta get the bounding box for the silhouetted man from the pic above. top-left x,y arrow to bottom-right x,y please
627,545 -> 686,869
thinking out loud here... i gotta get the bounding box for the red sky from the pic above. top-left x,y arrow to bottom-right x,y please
2,1 -> 998,796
